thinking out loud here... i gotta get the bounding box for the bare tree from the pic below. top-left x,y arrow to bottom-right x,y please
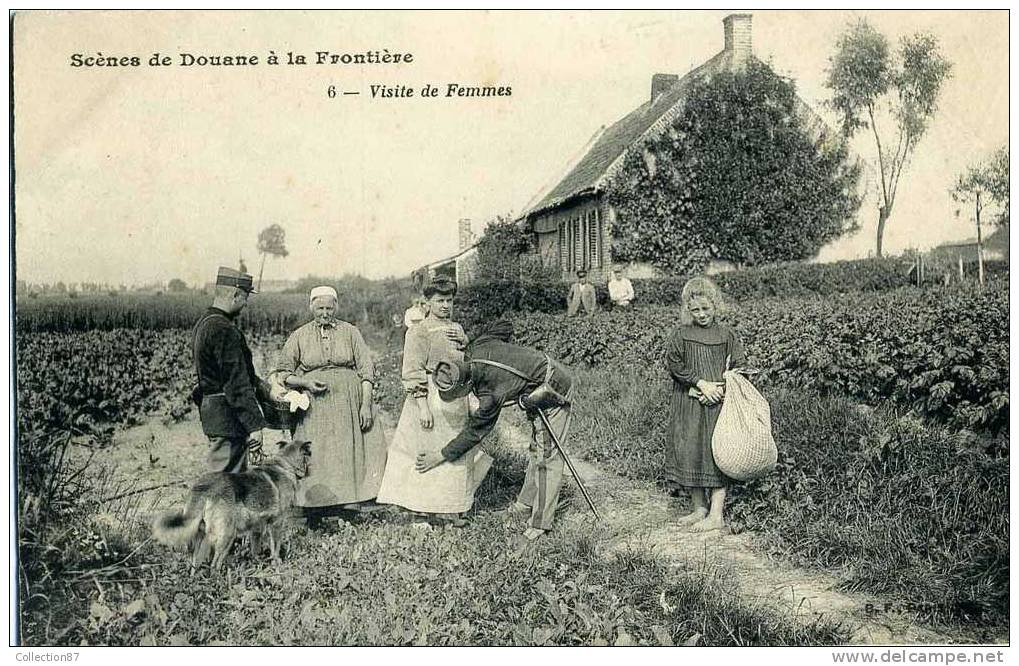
826,21 -> 952,256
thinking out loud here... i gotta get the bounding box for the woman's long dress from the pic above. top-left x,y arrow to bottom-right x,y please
376,316 -> 492,514
273,319 -> 388,509
665,323 -> 745,489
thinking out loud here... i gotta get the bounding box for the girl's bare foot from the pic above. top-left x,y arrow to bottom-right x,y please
688,516 -> 725,533
676,507 -> 708,525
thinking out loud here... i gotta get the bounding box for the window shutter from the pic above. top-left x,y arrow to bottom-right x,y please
574,218 -> 582,270
562,220 -> 570,270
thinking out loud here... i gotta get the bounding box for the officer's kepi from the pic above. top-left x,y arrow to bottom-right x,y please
216,266 -> 258,293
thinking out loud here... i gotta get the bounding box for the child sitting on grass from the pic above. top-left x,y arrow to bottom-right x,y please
664,277 -> 745,532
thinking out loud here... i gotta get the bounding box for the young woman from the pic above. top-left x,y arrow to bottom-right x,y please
376,277 -> 492,523
664,277 -> 745,532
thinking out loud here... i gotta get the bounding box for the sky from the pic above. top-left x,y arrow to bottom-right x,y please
13,10 -> 1009,286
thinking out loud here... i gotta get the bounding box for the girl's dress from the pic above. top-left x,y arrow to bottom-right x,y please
273,319 -> 388,510
376,315 -> 492,513
665,323 -> 745,489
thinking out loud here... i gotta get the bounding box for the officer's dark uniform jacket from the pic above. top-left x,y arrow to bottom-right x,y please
438,331 -> 572,462
193,307 -> 266,438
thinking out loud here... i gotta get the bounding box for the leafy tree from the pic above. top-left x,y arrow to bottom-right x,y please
167,278 -> 188,293
826,21 -> 952,256
605,60 -> 862,273
476,216 -> 530,281
256,224 -> 289,289
951,146 -> 1009,285
985,146 -> 1009,226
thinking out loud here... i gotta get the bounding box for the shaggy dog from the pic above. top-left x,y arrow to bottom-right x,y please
153,440 -> 312,570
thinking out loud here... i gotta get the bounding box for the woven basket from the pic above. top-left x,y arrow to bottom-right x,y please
711,371 -> 777,481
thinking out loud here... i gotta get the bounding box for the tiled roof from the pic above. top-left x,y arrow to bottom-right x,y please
525,50 -> 733,217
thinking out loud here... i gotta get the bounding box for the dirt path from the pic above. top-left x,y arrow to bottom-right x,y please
96,404 -> 990,646
491,413 -> 992,646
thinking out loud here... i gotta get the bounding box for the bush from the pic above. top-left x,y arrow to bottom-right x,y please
454,257 -> 940,328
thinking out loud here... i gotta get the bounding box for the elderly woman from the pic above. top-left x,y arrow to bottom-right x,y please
272,286 -> 388,524
376,277 -> 491,523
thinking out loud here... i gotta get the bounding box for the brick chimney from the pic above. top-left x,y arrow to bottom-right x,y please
650,73 -> 679,102
722,13 -> 752,70
458,218 -> 475,251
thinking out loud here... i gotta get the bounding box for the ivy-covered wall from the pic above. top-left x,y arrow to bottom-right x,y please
603,60 -> 862,275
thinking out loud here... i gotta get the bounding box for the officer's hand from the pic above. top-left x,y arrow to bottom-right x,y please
415,450 -> 444,473
247,429 -> 264,452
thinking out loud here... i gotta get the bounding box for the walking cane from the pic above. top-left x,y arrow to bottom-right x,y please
535,407 -> 600,520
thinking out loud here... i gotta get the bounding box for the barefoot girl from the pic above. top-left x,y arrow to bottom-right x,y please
665,277 -> 745,532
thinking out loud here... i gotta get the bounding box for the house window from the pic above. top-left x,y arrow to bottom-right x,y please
556,207 -> 605,273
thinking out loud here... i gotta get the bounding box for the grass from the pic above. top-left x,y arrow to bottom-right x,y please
20,452 -> 846,646
565,366 -> 1009,629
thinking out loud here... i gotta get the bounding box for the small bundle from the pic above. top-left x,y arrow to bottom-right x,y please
711,370 -> 777,481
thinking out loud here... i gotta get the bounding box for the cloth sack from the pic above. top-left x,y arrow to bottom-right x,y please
710,370 -> 777,481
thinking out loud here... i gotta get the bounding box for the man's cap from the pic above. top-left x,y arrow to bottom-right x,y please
216,266 -> 257,293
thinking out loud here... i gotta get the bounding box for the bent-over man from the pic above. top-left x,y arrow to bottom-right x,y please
192,266 -> 266,473
414,321 -> 576,541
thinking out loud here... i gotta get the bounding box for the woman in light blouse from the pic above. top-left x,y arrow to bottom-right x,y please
272,286 -> 388,525
376,277 -> 492,522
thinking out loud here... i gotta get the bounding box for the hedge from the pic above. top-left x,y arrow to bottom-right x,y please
506,282 -> 1009,434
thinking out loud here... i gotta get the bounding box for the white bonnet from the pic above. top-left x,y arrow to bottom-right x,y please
309,285 -> 338,304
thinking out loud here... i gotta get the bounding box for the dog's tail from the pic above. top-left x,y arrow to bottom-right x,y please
152,488 -> 207,548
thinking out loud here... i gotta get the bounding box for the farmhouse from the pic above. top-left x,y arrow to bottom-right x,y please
518,13 -> 832,280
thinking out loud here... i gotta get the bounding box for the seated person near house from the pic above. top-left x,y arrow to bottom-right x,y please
566,271 -> 597,316
608,266 -> 635,308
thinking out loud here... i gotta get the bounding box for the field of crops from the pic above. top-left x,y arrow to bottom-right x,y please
511,282 -> 1009,434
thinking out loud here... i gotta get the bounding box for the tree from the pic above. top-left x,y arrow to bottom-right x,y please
951,146 -> 1009,286
256,224 -> 289,290
985,146 -> 1009,226
476,216 -> 529,281
167,278 -> 188,292
605,60 -> 862,273
826,21 -> 952,256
